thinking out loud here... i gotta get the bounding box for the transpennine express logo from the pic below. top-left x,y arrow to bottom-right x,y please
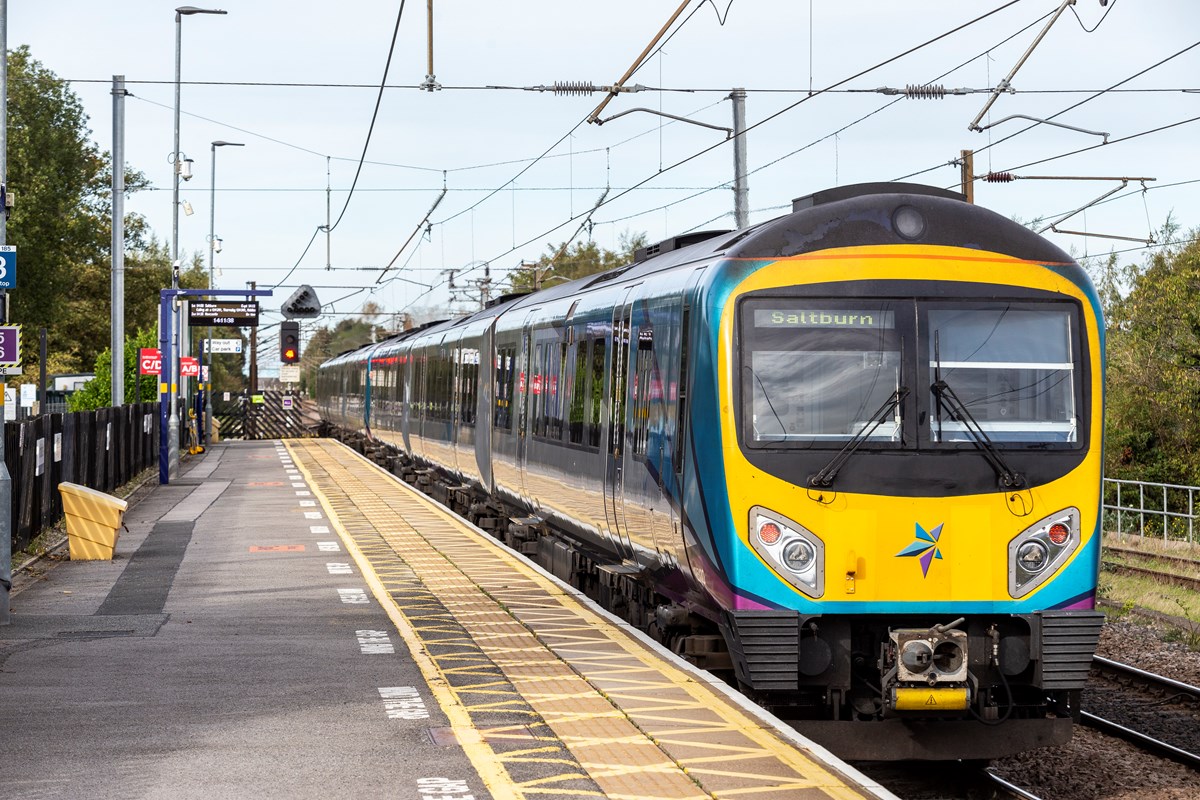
896,523 -> 945,577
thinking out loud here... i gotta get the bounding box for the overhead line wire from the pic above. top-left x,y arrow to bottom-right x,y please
327,0 -> 408,233
424,0 -> 1028,299
64,76 -> 1197,95
982,114 -> 1200,176
893,37 -> 1200,182
595,4 -> 1053,228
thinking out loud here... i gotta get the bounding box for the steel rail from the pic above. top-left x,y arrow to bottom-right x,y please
1080,712 -> 1200,771
1092,656 -> 1200,704
1086,657 -> 1200,771
984,769 -> 1045,800
1104,545 -> 1200,572
1101,560 -> 1200,591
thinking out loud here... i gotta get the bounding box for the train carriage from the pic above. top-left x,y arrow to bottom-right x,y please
317,182 -> 1105,760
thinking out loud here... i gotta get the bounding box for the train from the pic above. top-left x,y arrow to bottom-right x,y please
316,182 -> 1105,761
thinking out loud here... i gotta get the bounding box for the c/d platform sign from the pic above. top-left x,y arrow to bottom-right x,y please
139,348 -> 162,375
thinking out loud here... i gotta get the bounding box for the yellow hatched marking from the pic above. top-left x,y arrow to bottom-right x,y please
290,439 -> 877,800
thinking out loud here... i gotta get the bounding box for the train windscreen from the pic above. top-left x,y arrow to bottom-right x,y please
927,305 -> 1078,444
742,301 -> 903,444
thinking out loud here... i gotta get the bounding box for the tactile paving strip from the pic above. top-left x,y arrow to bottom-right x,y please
289,438 -> 877,800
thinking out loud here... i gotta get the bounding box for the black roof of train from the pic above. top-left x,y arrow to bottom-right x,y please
328,183 -> 1077,363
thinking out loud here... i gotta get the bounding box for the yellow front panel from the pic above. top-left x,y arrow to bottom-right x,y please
719,245 -> 1103,605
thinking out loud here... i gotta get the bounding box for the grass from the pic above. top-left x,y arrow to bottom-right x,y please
1099,566 -> 1200,650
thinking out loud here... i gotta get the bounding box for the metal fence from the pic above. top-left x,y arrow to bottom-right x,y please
5,402 -> 160,553
1102,478 -> 1200,544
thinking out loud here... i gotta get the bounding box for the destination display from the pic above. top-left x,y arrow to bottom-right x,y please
189,301 -> 260,327
753,309 -> 895,329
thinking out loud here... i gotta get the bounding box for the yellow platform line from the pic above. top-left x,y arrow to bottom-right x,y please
291,441 -> 704,800
290,439 -> 878,800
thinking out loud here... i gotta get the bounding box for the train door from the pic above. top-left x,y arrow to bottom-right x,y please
400,348 -> 412,454
516,310 -> 537,505
667,267 -> 707,571
476,322 -> 495,493
604,288 -> 636,561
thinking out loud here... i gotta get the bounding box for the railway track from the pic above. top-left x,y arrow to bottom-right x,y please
983,770 -> 1044,800
853,762 -> 1045,800
1100,559 -> 1200,591
1104,544 -> 1200,572
1084,656 -> 1200,771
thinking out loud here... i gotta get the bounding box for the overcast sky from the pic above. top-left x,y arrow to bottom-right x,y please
10,0 -> 1199,352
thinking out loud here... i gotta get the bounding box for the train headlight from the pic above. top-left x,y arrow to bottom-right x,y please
892,205 -> 927,240
749,506 -> 824,598
1008,507 -> 1081,598
782,539 -> 816,571
1017,541 -> 1049,572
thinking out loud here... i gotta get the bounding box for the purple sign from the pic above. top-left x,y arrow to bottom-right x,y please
0,325 -> 19,365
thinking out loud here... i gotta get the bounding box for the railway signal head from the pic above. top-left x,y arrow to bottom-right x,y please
280,321 -> 300,364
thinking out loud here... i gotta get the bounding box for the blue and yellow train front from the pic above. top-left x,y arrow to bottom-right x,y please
693,242 -> 1105,759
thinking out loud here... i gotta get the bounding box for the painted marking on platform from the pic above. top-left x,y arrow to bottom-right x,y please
310,525 -> 330,534
327,562 -> 353,575
247,481 -> 284,486
318,541 -> 340,552
292,482 -> 307,488
299,500 -> 316,507
416,777 -> 474,800
250,545 -> 306,552
338,588 -> 370,605
378,686 -> 430,720
295,490 -> 311,496
356,629 -> 395,654
304,511 -> 324,519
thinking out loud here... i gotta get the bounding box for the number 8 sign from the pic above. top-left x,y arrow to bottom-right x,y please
0,246 -> 15,289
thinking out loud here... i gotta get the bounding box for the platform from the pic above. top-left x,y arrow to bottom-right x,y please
0,438 -> 894,800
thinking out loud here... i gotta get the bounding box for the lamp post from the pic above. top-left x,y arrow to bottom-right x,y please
168,5 -> 225,477
206,140 -> 243,444
172,6 -> 226,276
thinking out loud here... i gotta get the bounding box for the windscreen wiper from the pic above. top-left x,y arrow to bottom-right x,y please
931,379 -> 1025,489
809,387 -> 909,489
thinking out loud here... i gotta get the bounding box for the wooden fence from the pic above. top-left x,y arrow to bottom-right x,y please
5,402 -> 159,553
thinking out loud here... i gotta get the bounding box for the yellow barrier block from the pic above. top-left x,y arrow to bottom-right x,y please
58,482 -> 128,561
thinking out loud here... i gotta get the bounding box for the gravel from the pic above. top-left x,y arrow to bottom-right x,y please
989,617 -> 1200,800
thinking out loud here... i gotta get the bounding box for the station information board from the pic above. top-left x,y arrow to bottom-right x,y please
189,301 -> 260,327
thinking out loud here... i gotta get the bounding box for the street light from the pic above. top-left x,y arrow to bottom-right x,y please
205,139 -> 243,444
171,6 -> 226,281
168,4 -> 225,479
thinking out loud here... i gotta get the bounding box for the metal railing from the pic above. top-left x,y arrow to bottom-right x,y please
1103,478 -> 1199,544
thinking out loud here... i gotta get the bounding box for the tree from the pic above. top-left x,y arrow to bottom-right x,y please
4,47 -> 182,383
509,231 -> 647,292
68,329 -> 161,411
298,304 -> 389,393
1099,227 -> 1200,483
